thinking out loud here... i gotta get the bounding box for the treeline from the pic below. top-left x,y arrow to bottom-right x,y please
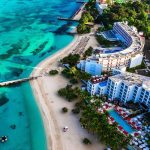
100,1 -> 150,38
77,0 -> 97,34
80,105 -> 131,150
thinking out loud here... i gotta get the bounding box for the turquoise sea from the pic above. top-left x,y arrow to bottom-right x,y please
0,0 -> 81,149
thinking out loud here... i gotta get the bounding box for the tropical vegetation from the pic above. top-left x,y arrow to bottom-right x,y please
96,35 -> 122,47
58,80 -> 131,149
49,70 -> 58,75
62,67 -> 91,81
62,107 -> 68,113
101,1 -> 150,38
69,78 -> 78,84
58,85 -> 78,102
61,54 -> 80,67
82,138 -> 92,145
79,101 -> 131,149
83,47 -> 93,58
72,108 -> 80,114
77,0 -> 96,34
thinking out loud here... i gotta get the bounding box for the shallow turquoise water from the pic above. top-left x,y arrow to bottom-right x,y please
0,0 -> 81,149
109,109 -> 134,134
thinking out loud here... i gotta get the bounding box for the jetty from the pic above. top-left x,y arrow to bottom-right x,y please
57,2 -> 86,22
0,76 -> 41,87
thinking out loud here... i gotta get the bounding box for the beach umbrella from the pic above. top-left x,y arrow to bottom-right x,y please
118,126 -> 123,130
134,137 -> 138,141
134,142 -> 138,146
129,141 -> 133,145
138,131 -> 142,134
131,133 -> 134,136
127,118 -> 131,121
133,118 -> 138,121
134,133 -> 139,136
108,103 -> 112,107
124,131 -> 128,135
137,127 -> 142,130
103,106 -> 106,109
110,117 -> 114,121
142,144 -> 146,147
98,108 -> 102,111
138,140 -> 142,144
137,116 -> 142,119
139,145 -> 143,148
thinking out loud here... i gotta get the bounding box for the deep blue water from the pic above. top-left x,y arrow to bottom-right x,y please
0,0 -> 81,149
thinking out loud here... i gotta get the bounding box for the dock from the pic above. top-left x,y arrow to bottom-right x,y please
57,2 -> 86,22
0,76 -> 41,87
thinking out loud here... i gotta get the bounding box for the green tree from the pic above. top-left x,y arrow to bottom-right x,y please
61,54 -> 80,66
83,47 -> 93,58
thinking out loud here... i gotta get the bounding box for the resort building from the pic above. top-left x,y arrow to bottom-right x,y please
87,70 -> 150,108
96,0 -> 108,15
79,60 -> 102,76
87,75 -> 108,95
77,22 -> 145,76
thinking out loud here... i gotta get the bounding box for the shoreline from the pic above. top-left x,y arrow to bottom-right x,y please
30,35 -> 80,150
30,32 -> 105,150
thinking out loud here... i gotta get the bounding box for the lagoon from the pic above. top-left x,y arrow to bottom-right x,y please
0,0 -> 81,149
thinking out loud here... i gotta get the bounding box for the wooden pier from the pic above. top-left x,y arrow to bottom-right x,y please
57,2 -> 86,22
0,76 -> 41,87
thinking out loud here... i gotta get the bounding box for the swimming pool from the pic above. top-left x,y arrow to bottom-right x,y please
109,109 -> 134,134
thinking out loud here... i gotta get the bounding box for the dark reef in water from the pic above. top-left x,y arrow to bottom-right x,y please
7,67 -> 24,77
0,54 -> 11,60
21,43 -> 30,52
54,22 -> 72,34
32,41 -> 48,55
0,43 -> 22,60
12,56 -> 32,65
40,52 -> 46,57
0,94 -> 9,107
7,44 -> 21,54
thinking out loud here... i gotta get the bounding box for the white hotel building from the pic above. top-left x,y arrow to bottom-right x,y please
77,22 -> 145,76
96,0 -> 108,15
87,70 -> 150,108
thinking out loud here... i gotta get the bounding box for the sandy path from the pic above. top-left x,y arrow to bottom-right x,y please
30,35 -> 105,150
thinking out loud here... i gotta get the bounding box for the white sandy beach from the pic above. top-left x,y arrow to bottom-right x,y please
30,35 -> 105,150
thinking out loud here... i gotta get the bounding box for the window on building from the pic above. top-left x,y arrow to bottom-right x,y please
146,91 -> 149,96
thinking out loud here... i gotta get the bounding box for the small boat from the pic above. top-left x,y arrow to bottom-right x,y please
0,136 -> 8,143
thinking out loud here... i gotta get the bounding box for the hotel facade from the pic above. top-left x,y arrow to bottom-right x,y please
87,69 -> 150,108
77,22 -> 145,76
96,0 -> 108,14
